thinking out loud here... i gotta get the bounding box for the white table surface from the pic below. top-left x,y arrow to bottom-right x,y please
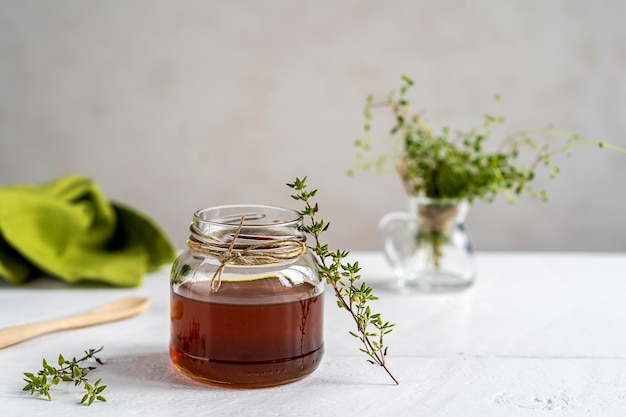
2,251 -> 626,417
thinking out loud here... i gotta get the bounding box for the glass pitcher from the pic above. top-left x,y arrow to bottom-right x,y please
379,196 -> 475,292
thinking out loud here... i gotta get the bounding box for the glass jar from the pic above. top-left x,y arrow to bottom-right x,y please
170,204 -> 324,388
379,196 -> 475,292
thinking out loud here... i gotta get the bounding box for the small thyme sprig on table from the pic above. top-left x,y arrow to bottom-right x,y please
22,346 -> 107,405
287,177 -> 398,385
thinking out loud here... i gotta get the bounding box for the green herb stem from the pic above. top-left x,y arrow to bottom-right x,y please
287,177 -> 399,385
22,346 -> 107,405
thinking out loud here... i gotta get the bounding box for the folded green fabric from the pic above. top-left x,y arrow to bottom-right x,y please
0,175 -> 177,287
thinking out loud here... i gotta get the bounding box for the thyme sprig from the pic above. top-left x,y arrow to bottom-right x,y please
287,177 -> 398,385
22,346 -> 107,405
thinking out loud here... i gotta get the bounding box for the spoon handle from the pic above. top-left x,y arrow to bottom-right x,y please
0,297 -> 150,349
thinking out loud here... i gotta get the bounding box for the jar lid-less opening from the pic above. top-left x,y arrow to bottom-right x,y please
190,205 -> 305,244
193,204 -> 302,228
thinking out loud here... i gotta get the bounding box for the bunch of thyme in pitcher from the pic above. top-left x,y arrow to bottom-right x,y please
287,177 -> 398,385
22,347 -> 107,405
350,75 -> 626,269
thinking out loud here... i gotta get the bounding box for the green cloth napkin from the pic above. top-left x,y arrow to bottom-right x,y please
0,175 -> 177,287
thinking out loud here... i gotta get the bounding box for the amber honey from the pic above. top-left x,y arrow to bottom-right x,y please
170,279 -> 324,388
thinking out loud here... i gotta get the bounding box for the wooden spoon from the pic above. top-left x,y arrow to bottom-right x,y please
0,297 -> 150,349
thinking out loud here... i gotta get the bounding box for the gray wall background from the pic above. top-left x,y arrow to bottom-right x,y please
1,0 -> 625,252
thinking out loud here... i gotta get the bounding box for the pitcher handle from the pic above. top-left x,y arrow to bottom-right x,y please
378,211 -> 415,269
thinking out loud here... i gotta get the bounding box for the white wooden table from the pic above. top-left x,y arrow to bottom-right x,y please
2,252 -> 626,416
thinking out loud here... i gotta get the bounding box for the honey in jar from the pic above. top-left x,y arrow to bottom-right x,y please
170,205 -> 324,387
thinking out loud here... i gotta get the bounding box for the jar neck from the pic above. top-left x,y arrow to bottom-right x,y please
188,204 -> 306,257
186,205 -> 309,293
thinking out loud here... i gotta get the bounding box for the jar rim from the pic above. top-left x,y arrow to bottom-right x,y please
193,204 -> 302,228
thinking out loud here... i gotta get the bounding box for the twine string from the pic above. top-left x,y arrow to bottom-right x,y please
417,203 -> 459,232
186,215 -> 308,292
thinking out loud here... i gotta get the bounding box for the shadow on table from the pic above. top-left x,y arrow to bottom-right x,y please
105,351 -> 212,390
104,351 -> 394,390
